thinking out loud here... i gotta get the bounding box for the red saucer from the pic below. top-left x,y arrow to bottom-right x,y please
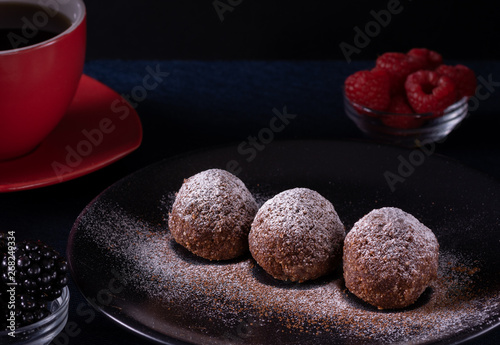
0,74 -> 143,192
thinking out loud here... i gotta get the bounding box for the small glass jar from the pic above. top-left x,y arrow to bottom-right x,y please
0,286 -> 69,345
344,92 -> 469,147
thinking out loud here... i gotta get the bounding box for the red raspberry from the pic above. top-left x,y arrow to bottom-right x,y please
405,70 -> 458,113
382,95 -> 425,129
344,69 -> 391,111
375,52 -> 420,94
382,115 -> 424,130
407,48 -> 443,70
435,64 -> 476,98
387,94 -> 413,114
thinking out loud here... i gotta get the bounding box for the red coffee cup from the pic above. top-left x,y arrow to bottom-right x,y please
0,0 -> 86,161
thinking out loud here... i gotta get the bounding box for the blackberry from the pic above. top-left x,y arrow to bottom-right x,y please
0,232 -> 11,326
1,294 -> 50,328
0,233 -> 7,252
0,234 -> 68,329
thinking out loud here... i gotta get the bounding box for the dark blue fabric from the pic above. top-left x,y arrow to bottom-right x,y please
83,60 -> 500,177
1,60 -> 499,344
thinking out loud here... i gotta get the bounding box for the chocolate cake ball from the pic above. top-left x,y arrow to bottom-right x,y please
168,169 -> 258,261
343,207 -> 439,309
249,188 -> 345,283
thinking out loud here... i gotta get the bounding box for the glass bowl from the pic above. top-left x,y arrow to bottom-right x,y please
343,92 -> 469,147
0,287 -> 69,345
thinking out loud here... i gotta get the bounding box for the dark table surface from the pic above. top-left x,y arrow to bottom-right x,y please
1,59 -> 499,344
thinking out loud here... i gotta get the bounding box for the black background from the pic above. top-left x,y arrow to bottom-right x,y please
83,0 -> 500,61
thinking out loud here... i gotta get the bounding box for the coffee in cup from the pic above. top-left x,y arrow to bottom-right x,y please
0,0 -> 86,161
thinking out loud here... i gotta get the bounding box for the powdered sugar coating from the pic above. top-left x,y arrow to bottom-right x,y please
168,169 -> 258,260
74,194 -> 499,345
249,188 -> 345,282
343,207 -> 440,309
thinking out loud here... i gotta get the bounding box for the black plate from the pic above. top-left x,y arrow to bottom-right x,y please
68,140 -> 500,345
